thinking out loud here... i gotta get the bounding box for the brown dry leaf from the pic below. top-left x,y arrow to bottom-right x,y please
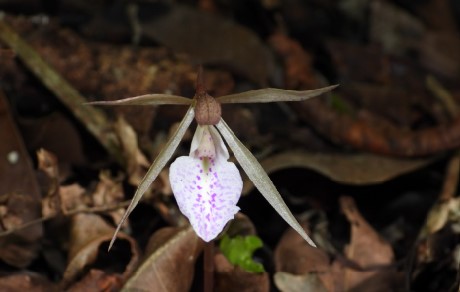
59,183 -> 88,214
67,269 -> 123,292
91,171 -> 126,225
17,112 -> 87,169
0,92 -> 42,268
214,253 -> 270,292
38,149 -> 61,218
340,196 -> 395,290
0,272 -> 57,292
63,213 -> 139,286
37,148 -> 59,182
243,152 -> 432,194
274,224 -> 337,291
114,116 -> 150,186
122,226 -> 204,292
139,4 -> 275,85
274,272 -> 327,292
0,192 -> 43,268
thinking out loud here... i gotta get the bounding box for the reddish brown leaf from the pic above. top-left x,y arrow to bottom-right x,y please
0,91 -> 42,268
67,269 -> 123,292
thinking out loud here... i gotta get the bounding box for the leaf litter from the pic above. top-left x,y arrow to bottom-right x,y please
0,1 -> 460,291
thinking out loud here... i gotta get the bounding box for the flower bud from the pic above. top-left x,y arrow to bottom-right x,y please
194,92 -> 222,125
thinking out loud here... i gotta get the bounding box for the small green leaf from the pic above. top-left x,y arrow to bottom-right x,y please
219,234 -> 265,273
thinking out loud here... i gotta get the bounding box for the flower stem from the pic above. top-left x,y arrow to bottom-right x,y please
204,240 -> 214,292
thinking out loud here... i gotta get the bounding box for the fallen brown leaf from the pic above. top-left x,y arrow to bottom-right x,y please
274,272 -> 328,292
242,152 -> 432,194
0,92 -> 42,268
340,196 -> 395,290
114,116 -> 150,186
63,213 -> 139,286
274,223 -> 337,291
0,272 -> 57,292
122,226 -> 203,292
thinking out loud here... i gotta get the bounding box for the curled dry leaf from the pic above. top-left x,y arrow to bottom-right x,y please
122,226 -> 204,292
38,149 -> 61,218
63,213 -> 139,286
214,253 -> 269,292
340,196 -> 395,290
91,171 -> 126,225
114,116 -> 150,186
59,184 -> 88,214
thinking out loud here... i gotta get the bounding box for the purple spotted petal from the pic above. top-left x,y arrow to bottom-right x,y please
169,156 -> 242,242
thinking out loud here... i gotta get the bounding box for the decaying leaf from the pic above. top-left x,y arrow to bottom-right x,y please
63,213 -> 139,286
0,92 -> 42,268
38,149 -> 61,218
0,272 -> 57,292
59,184 -> 88,214
340,196 -> 395,290
0,192 -> 43,268
242,152 -> 433,194
274,223 -> 337,291
67,269 -> 123,292
114,116 -> 150,185
274,272 -> 328,292
122,226 -> 203,292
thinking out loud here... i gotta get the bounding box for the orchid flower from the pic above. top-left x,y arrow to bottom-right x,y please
89,69 -> 337,250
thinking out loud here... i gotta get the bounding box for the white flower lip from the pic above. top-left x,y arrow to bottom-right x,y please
170,125 -> 242,242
